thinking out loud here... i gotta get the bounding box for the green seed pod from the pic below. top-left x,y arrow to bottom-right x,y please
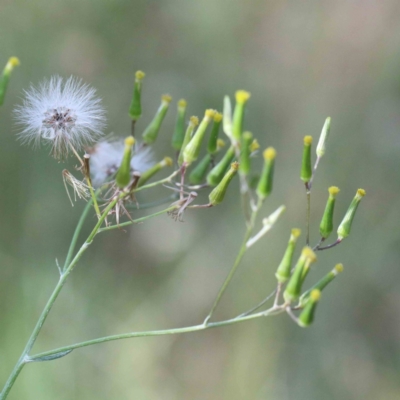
300,136 -> 313,183
299,264 -> 343,307
0,57 -> 20,106
183,109 -> 215,165
207,112 -> 223,154
319,186 -> 340,239
137,157 -> 173,187
209,162 -> 239,206
129,70 -> 145,121
275,229 -> 301,283
116,137 -> 135,188
337,189 -> 366,239
189,154 -> 211,185
142,94 -> 172,144
207,145 -> 235,186
171,99 -> 187,150
284,247 -> 317,303
232,90 -> 251,142
256,147 -> 276,200
178,116 -> 199,166
316,117 -> 331,158
298,289 -> 321,328
239,131 -> 253,176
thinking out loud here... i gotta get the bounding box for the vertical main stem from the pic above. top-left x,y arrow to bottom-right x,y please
306,188 -> 311,246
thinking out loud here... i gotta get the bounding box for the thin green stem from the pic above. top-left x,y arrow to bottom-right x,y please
133,170 -> 179,193
204,197 -> 263,324
306,187 -> 311,246
86,177 -> 101,219
29,306 -> 285,361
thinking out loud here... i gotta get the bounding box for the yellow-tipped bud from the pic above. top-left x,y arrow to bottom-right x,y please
178,116 -> 199,166
142,95 -> 171,144
298,290 -> 321,327
207,146 -> 235,186
162,94 -> 172,103
250,139 -> 260,153
328,186 -> 340,196
334,263 -> 344,274
0,56 -> 20,106
190,116 -> 199,126
357,188 -> 366,197
291,228 -> 301,238
163,156 -> 173,167
310,289 -> 321,302
235,90 -> 251,104
208,111 -> 223,154
239,131 -> 253,175
172,99 -> 188,150
217,139 -> 226,149
337,189 -> 366,239
205,109 -> 216,119
178,99 -> 187,108
7,57 -> 20,69
129,70 -> 145,121
263,147 -> 276,161
138,157 -> 172,187
125,137 -> 135,146
232,91 -> 251,142
214,112 -> 223,122
135,70 -> 145,80
275,228 -> 301,283
320,186 -> 340,239
301,136 -> 313,183
257,147 -> 276,200
116,137 -> 135,188
208,162 -> 239,205
304,136 -> 313,145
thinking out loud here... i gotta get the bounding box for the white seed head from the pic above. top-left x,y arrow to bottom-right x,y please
14,76 -> 106,159
89,138 -> 155,187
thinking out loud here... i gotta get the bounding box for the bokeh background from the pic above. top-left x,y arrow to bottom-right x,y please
1,1 -> 400,399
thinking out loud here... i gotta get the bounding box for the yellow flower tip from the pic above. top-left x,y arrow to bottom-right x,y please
124,136 -> 135,146
231,161 -> 240,171
304,135 -> 313,145
163,156 -> 173,167
250,139 -> 260,153
243,131 -> 253,140
334,263 -> 344,273
8,57 -> 20,67
263,147 -> 276,161
357,188 -> 366,197
178,99 -> 187,108
310,289 -> 321,302
135,70 -> 145,80
329,186 -> 340,196
217,139 -> 226,149
205,109 -> 216,119
190,116 -> 199,126
291,228 -> 301,238
302,246 -> 317,262
235,90 -> 251,104
214,112 -> 223,122
161,94 -> 172,103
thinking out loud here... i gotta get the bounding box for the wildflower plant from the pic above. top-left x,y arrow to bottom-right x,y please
0,57 -> 366,399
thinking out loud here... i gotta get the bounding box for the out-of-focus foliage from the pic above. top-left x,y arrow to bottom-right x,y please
1,1 -> 400,399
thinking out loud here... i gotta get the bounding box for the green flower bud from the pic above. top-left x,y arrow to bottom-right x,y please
129,70 -> 145,121
189,153 -> 211,185
256,147 -> 276,200
171,99 -> 187,150
178,116 -> 199,166
319,186 -> 340,239
207,145 -> 235,186
207,112 -> 223,154
0,57 -> 20,106
298,289 -> 321,328
116,137 -> 135,188
299,264 -> 343,307
337,189 -> 366,239
284,247 -> 317,303
316,117 -> 331,158
232,90 -> 251,142
275,229 -> 301,283
209,162 -> 239,206
137,157 -> 173,187
300,136 -> 313,183
183,109 -> 215,165
142,94 -> 172,144
239,131 -> 253,176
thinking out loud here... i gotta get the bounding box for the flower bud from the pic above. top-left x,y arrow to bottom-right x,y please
116,137 -> 135,188
0,57 -> 20,106
207,145 -> 235,186
142,94 -> 172,144
319,186 -> 340,239
217,139 -> 226,150
137,156 -> 173,187
129,70 -> 145,121
300,136 -> 313,183
171,99 -> 187,150
275,229 -> 301,283
178,116 -> 199,166
256,147 -> 276,200
223,95 -> 233,140
189,154 -> 211,185
207,112 -> 223,154
298,289 -> 321,328
337,189 -> 366,239
284,247 -> 316,303
316,117 -> 331,158
209,162 -> 239,206
250,139 -> 260,153
299,264 -> 343,307
183,109 -> 215,165
239,131 -> 253,176
232,90 -> 251,142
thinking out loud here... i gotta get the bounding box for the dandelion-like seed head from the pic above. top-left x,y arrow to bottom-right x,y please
15,76 -> 106,159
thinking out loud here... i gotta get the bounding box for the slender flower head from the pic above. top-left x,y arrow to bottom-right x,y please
15,76 -> 106,159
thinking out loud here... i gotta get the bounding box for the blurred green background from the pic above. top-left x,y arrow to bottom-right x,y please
1,1 -> 399,399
